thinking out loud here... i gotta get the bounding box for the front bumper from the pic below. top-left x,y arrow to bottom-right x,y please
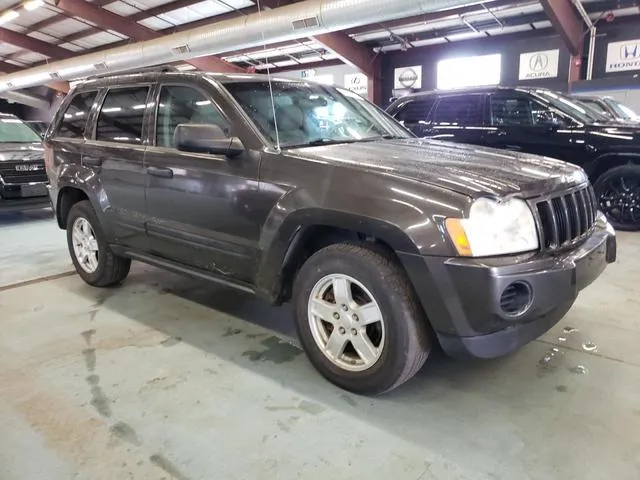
399,221 -> 616,359
0,182 -> 50,212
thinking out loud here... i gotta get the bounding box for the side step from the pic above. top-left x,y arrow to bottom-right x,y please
111,245 -> 255,294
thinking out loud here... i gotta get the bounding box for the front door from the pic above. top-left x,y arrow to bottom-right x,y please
428,94 -> 488,145
144,82 -> 261,284
484,92 -> 581,162
84,85 -> 151,251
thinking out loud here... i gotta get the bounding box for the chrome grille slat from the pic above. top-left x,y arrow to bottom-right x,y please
534,186 -> 596,252
0,160 -> 46,184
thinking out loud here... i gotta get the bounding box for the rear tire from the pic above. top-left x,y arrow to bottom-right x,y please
293,243 -> 431,395
66,200 -> 131,287
594,165 -> 640,231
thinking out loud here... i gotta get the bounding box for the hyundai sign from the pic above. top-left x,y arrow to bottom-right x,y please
518,49 -> 559,80
606,39 -> 640,72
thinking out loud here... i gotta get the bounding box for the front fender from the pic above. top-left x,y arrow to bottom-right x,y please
254,180 -> 468,301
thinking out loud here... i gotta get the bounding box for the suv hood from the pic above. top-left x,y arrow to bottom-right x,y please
288,138 -> 586,198
0,142 -> 44,161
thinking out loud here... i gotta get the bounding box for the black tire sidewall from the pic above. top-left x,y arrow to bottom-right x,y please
66,201 -> 112,285
293,246 -> 425,394
594,165 -> 640,231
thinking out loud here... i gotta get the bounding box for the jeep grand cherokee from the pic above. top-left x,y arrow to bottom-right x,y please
45,72 -> 616,394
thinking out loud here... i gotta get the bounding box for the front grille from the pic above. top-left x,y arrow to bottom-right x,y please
534,186 -> 597,251
0,161 -> 47,184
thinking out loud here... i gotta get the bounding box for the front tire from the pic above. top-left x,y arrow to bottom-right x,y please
66,200 -> 131,287
594,165 -> 640,231
293,243 -> 431,395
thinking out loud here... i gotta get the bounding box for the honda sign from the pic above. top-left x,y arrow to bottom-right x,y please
606,39 -> 640,72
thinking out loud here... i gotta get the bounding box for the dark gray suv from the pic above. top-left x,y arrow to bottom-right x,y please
45,71 -> 616,394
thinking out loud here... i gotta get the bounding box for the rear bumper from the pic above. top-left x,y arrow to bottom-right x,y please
399,219 -> 616,359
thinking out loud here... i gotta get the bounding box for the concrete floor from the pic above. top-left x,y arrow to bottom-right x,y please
1,210 -> 639,480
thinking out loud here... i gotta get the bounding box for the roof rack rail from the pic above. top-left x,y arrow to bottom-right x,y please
81,65 -> 179,81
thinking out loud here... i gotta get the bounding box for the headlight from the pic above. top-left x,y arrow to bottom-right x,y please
445,197 -> 539,257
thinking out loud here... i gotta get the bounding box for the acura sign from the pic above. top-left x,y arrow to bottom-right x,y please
518,49 -> 559,80
606,39 -> 640,72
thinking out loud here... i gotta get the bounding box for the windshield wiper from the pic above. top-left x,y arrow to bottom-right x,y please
283,138 -> 360,148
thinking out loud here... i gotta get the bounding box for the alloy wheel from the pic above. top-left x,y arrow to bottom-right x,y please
307,274 -> 385,372
599,174 -> 640,227
72,217 -> 100,274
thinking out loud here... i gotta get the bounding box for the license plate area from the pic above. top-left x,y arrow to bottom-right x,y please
20,183 -> 48,198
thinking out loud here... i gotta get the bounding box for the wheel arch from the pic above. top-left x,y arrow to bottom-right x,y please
56,186 -> 90,229
254,209 -> 421,304
589,152 -> 640,183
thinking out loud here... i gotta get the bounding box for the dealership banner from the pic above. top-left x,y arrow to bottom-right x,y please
344,73 -> 368,96
394,66 -> 422,89
518,49 -> 559,80
606,39 -> 640,72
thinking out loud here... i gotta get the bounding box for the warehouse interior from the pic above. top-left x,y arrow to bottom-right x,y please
1,0 -> 639,479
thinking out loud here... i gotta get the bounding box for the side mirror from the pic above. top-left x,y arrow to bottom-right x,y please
174,124 -> 244,157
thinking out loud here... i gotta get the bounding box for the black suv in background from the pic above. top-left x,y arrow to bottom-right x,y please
0,113 -> 49,211
387,87 -> 640,230
45,71 -> 615,394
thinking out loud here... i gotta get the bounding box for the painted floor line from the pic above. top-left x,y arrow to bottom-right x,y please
0,271 -> 76,293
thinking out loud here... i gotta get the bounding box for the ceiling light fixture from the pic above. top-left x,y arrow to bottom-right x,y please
0,10 -> 19,25
23,0 -> 44,11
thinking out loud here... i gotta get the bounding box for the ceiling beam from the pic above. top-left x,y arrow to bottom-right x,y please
311,31 -> 377,76
0,61 -> 20,74
55,0 -> 158,41
540,0 -> 584,56
0,27 -> 74,59
53,0 -> 244,73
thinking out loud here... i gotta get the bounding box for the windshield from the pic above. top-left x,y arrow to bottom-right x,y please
0,117 -> 41,143
222,80 -> 410,148
531,90 -> 602,124
574,98 -> 613,120
603,98 -> 638,121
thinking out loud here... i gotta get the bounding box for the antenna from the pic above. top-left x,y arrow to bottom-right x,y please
256,0 -> 281,152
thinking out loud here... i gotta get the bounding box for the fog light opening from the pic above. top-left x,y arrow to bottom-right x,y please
500,281 -> 533,317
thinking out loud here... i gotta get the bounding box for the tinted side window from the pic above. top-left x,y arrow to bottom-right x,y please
433,95 -> 483,126
96,87 -> 149,144
490,95 -> 534,126
490,94 -> 566,127
156,85 -> 229,148
57,91 -> 97,138
395,98 -> 436,124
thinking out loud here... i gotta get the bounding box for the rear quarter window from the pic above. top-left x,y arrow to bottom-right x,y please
55,91 -> 98,139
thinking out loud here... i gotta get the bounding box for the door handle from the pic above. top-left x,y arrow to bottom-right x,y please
488,129 -> 507,137
83,157 -> 103,167
146,166 -> 174,178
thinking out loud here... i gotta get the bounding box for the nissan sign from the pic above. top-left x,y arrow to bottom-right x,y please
518,49 -> 559,80
606,39 -> 640,72
394,66 -> 422,90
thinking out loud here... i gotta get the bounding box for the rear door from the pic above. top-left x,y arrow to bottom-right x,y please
84,85 -> 151,251
47,90 -> 98,196
430,94 -> 487,145
143,80 -> 261,283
